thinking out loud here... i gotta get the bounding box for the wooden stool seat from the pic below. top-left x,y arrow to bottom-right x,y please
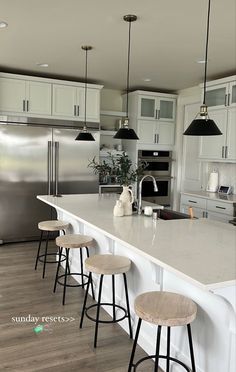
135,291 -> 197,327
56,234 -> 94,249
85,254 -> 131,275
38,220 -> 69,232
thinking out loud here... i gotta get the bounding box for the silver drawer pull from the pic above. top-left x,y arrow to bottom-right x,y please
188,200 -> 197,203
216,206 -> 226,210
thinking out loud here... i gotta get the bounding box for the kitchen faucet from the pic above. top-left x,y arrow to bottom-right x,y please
137,175 -> 158,215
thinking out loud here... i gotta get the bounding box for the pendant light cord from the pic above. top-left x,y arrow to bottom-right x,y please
203,0 -> 211,105
84,48 -> 88,126
126,20 -> 132,117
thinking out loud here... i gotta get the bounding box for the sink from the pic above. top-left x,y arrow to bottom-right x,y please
154,208 -> 192,220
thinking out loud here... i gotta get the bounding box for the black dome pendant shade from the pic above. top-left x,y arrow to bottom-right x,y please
183,0 -> 222,136
113,15 -> 139,140
75,46 -> 95,141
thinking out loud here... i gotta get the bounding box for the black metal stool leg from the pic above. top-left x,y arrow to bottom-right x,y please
80,272 -> 92,329
154,326 -> 162,372
123,273 -> 133,339
112,275 -> 116,321
86,247 -> 95,300
80,248 -> 84,288
53,247 -> 63,293
128,318 -> 142,372
62,248 -> 70,305
187,324 -> 196,372
166,326 -> 171,372
35,230 -> 43,270
94,274 -> 104,348
42,231 -> 49,279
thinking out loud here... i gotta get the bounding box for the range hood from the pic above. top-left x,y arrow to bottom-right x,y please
0,114 -> 100,130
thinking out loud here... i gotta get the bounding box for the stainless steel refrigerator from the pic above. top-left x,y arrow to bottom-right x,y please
0,117 -> 99,243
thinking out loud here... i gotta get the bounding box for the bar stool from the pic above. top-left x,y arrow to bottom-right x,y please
54,234 -> 95,305
34,220 -> 69,279
128,291 -> 197,372
80,254 -> 133,348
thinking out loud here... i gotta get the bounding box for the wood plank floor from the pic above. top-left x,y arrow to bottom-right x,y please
0,241 -> 160,372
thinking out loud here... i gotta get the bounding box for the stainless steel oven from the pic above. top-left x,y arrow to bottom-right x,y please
138,150 -> 172,206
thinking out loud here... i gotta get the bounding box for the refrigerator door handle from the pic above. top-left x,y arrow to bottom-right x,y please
54,141 -> 59,196
47,141 -> 52,195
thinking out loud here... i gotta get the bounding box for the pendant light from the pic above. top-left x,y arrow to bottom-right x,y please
183,0 -> 222,136
75,46 -> 95,141
114,15 -> 139,140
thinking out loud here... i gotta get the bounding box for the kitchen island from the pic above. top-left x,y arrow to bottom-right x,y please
37,194 -> 236,372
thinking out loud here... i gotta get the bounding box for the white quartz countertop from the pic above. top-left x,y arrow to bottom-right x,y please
181,190 -> 236,204
37,194 -> 236,291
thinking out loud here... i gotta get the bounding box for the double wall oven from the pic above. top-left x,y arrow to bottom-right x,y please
138,150 -> 172,207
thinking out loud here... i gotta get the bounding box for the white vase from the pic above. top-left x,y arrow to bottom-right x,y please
119,186 -> 134,216
113,200 -> 124,217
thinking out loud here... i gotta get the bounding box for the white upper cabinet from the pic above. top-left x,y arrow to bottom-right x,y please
52,84 -> 100,122
0,77 -> 51,115
123,90 -> 177,149
199,75 -> 236,162
138,94 -> 176,122
0,73 -> 103,122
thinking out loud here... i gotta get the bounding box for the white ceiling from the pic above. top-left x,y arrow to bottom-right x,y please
0,0 -> 235,93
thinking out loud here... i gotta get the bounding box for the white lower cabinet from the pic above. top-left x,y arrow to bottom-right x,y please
180,193 -> 234,222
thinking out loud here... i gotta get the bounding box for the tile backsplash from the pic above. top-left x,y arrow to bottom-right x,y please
207,162 -> 236,194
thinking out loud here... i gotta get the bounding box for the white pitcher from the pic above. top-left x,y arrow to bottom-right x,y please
119,186 -> 134,216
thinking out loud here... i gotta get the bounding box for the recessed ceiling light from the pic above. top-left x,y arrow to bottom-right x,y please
143,78 -> 151,82
36,63 -> 49,68
0,21 -> 8,29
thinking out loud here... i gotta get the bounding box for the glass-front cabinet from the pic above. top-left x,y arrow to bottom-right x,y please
138,95 -> 176,122
229,82 -> 236,106
205,78 -> 236,110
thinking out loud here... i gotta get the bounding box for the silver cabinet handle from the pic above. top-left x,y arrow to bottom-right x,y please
225,145 -> 228,158
54,141 -> 59,196
156,133 -> 159,143
188,200 -> 197,203
225,94 -> 228,106
206,211 -> 208,218
157,109 -> 160,119
227,93 -> 231,106
154,134 -> 156,143
23,100 -> 26,112
77,105 -> 80,116
155,109 -> 158,119
47,141 -> 52,195
203,211 -> 205,217
216,205 -> 226,210
74,105 -> 77,116
222,146 -> 225,158
26,100 -> 29,112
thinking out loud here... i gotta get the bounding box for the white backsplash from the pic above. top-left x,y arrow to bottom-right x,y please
207,162 -> 236,194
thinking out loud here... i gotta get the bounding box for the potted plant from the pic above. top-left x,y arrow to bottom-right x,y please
88,152 -> 147,215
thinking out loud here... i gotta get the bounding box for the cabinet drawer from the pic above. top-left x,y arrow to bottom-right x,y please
207,200 -> 234,216
181,194 -> 207,209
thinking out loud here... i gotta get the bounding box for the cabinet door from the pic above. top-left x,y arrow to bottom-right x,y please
27,81 -> 51,115
157,122 -> 175,145
229,82 -> 236,107
86,88 -> 100,122
52,84 -> 77,118
207,211 -> 230,223
199,109 -> 227,159
138,96 -> 156,120
0,77 -> 26,113
226,108 -> 236,160
205,83 -> 228,109
158,98 -> 176,122
138,120 -> 156,144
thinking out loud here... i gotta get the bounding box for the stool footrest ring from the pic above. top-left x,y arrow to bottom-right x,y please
57,273 -> 89,288
38,253 -> 66,264
85,303 -> 128,324
132,354 -> 191,372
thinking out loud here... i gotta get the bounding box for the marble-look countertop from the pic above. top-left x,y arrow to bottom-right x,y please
37,194 -> 236,291
181,190 -> 236,204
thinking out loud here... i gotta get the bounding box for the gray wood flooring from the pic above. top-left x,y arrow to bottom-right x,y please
0,241 -> 161,372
